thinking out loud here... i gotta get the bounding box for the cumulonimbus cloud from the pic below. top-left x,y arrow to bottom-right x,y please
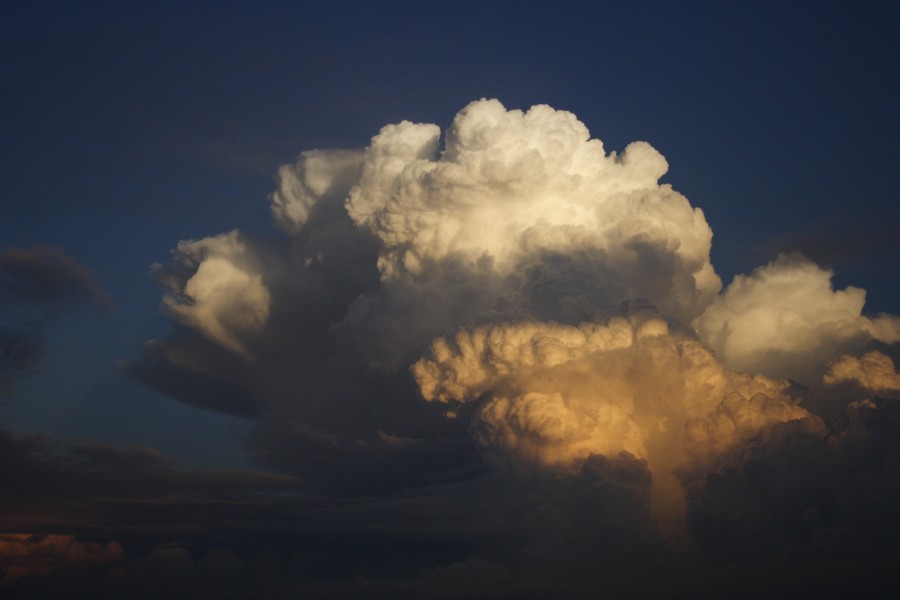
124,99 -> 899,568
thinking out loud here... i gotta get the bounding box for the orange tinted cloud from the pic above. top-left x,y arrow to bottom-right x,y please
0,533 -> 122,583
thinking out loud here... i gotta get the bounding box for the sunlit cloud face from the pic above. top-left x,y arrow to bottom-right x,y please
336,100 -> 721,370
156,231 -> 270,359
695,253 -> 900,383
824,350 -> 900,395
412,308 -> 814,533
113,99 -> 900,589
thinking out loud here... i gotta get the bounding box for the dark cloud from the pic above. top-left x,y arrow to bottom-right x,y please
0,534 -> 122,584
682,397 -> 900,596
0,427 -> 481,597
122,333 -> 262,418
0,326 -> 40,395
0,429 -> 302,535
0,247 -> 111,312
2,391 -> 900,598
0,247 -> 111,395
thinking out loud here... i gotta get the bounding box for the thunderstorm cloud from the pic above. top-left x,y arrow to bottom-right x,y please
5,100 -> 899,597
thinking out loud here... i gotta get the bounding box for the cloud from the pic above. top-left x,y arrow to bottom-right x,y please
0,428 -> 302,536
0,246 -> 110,311
0,247 -> 110,394
339,99 -> 720,369
0,533 -> 122,583
133,97 -> 900,497
685,395 -> 900,570
823,351 -> 900,395
0,327 -> 41,395
271,149 -> 365,235
155,231 -> 271,359
105,99 -> 900,595
694,253 -> 900,383
121,335 -> 262,417
412,307 -> 814,538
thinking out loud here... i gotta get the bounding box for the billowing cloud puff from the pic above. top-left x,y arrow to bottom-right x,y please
823,351 -> 900,394
156,231 -> 271,359
335,99 -> 722,368
682,390 -> 815,463
412,308 -> 812,534
694,253 -> 900,383
271,149 -> 365,235
345,100 -> 714,285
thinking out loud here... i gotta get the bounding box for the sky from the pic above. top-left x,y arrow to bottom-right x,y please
1,1 -> 899,597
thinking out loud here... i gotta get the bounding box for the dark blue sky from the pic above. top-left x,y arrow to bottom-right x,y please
2,0 -> 898,465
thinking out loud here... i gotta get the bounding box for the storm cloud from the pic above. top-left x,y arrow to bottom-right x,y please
5,100 -> 899,597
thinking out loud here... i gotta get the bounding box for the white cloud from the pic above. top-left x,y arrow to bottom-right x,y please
271,149 -> 365,235
159,231 -> 270,359
346,99 -> 719,312
694,253 -> 900,383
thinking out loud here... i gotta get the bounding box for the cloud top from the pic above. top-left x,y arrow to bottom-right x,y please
345,99 -> 720,320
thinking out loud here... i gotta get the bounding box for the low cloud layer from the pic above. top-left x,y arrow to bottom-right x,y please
0,534 -> 122,583
5,100 -> 898,596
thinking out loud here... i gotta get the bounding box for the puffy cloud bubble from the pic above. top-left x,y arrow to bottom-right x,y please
413,311 -> 807,460
271,149 -> 365,235
694,253 -> 900,383
156,231 -> 270,359
412,309 -> 812,534
823,351 -> 900,395
344,100 -> 705,278
682,390 -> 814,463
337,99 -> 721,369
